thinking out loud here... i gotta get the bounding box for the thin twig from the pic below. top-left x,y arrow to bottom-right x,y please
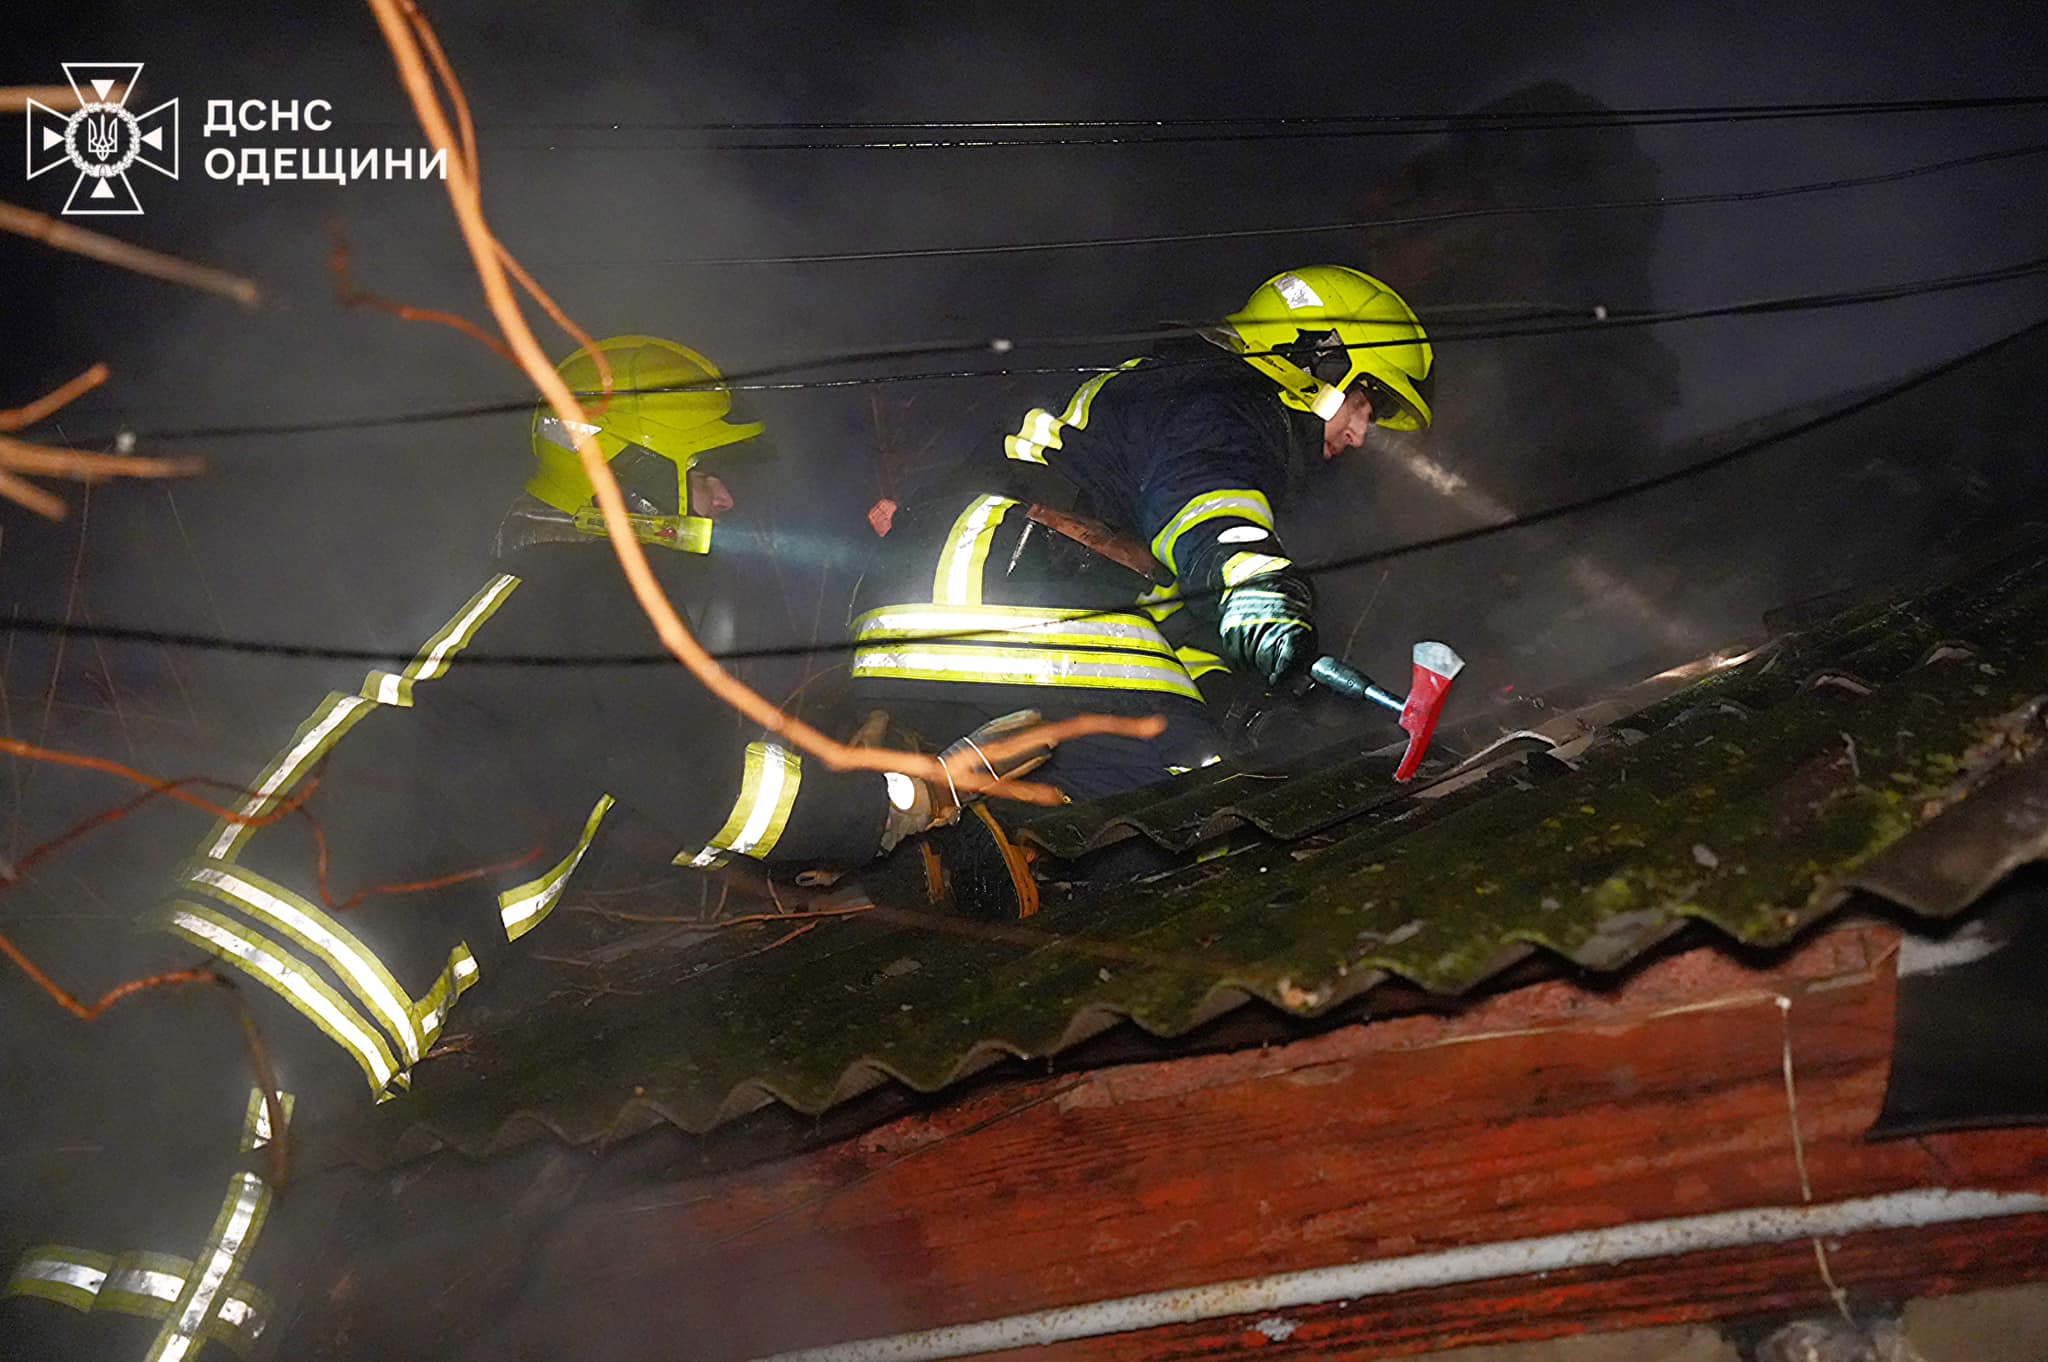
690,920 -> 819,975
0,364 -> 107,432
0,736 -> 323,825
575,895 -> 1284,982
228,990 -> 291,1187
572,903 -> 875,931
0,923 -> 291,1185
0,85 -> 128,113
0,200 -> 259,305
302,804 -> 543,911
394,0 -> 616,405
0,467 -> 66,520
0,939 -> 218,1021
9,774 -> 249,877
0,434 -> 203,482
330,226 -> 513,359
67,484 -> 137,767
490,243 -> 613,412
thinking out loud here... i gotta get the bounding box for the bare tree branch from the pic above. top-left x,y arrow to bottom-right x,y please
0,85 -> 129,114
0,435 -> 204,482
0,364 -> 107,432
0,367 -> 204,517
0,467 -> 67,520
0,200 -> 260,306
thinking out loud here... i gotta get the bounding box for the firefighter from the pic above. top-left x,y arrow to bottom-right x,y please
848,266 -> 1434,915
0,335 -> 946,1359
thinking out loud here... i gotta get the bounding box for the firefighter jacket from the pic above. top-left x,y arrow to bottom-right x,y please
851,339 -> 1326,706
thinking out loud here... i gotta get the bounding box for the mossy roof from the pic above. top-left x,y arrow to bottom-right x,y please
311,542 -> 2048,1168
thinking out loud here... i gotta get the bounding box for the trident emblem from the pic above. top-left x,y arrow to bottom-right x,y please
84,110 -> 121,164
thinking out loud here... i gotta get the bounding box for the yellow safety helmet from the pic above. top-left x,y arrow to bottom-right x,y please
527,335 -> 764,553
1218,266 -> 1434,431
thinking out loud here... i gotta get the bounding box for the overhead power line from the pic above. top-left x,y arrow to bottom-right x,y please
453,95 -> 2048,150
12,314 -> 2046,669
87,249 -> 2048,445
499,142 -> 2048,268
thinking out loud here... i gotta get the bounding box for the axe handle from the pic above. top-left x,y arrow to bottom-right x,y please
1307,656 -> 1405,715
1024,504 -> 1174,585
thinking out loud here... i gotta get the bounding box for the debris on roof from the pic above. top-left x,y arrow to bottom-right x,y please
307,541 -> 2048,1169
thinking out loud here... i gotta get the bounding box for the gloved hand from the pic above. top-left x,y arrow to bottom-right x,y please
1217,568 -> 1319,688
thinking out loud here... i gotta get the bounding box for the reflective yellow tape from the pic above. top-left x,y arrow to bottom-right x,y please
1149,488 -> 1276,577
500,795 -> 613,942
681,743 -> 803,867
1137,580 -> 1184,624
1002,407 -> 1064,465
99,1250 -> 270,1357
852,644 -> 1204,700
854,603 -> 1179,657
408,940 -> 479,1050
687,743 -> 769,865
1221,551 -> 1293,587
203,575 -> 521,865
1066,358 -> 1145,427
210,1279 -> 272,1357
164,904 -> 399,1095
4,1244 -> 113,1312
1003,358 -> 1145,464
184,860 -> 423,1064
97,1249 -> 192,1324
145,1172 -> 271,1362
1175,646 -> 1229,680
932,495 -> 1017,605
5,1246 -> 269,1353
200,691 -> 377,863
404,573 -> 520,688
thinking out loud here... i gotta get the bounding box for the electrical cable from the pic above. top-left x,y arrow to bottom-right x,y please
12,313 -> 2045,668
83,248 -> 2048,444
455,95 -> 2048,150
458,95 -> 2048,133
516,142 -> 2048,268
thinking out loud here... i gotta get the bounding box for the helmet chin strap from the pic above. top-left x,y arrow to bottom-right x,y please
1310,383 -> 1348,420
569,506 -> 716,553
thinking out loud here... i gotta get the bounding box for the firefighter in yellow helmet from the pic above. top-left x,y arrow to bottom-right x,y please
508,335 -> 759,556
847,267 -> 1434,914
1220,265 -> 1434,432
478,334 -> 946,868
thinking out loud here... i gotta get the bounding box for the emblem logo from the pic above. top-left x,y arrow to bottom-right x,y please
25,63 -> 179,216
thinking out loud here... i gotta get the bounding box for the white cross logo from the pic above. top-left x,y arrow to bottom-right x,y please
24,63 -> 179,216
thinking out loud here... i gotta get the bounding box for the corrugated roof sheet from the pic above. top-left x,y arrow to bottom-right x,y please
306,541 -> 2048,1169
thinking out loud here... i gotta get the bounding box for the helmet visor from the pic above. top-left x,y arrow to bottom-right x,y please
1352,374 -> 1416,429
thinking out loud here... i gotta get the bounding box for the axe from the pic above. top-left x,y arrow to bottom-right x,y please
1304,642 -> 1465,782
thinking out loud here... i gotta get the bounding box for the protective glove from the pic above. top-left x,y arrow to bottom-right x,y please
1216,568 -> 1319,688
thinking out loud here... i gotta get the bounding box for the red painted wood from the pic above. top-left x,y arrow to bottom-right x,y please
481,925 -> 2048,1360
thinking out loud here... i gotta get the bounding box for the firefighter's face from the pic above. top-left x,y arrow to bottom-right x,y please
688,470 -> 735,518
1321,386 -> 1375,459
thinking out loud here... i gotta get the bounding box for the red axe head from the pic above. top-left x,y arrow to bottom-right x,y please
1393,641 -> 1464,782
